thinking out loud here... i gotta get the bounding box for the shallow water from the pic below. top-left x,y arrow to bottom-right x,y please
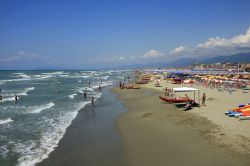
38,88 -> 127,166
0,70 -> 132,166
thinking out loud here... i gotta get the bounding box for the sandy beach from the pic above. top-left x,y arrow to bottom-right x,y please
38,88 -> 127,166
113,79 -> 250,166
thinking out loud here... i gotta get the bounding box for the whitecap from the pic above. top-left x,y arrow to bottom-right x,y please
11,73 -> 30,78
59,74 -> 69,77
17,87 -> 35,96
0,118 -> 13,125
78,87 -> 93,93
2,97 -> 17,102
100,76 -> 109,80
19,74 -> 31,78
68,93 -> 77,99
29,102 -> 55,114
91,82 -> 112,90
16,101 -> 92,166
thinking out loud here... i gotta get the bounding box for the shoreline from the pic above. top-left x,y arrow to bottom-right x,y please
38,87 -> 127,166
113,83 -> 250,166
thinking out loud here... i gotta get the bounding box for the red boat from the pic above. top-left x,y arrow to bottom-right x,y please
125,86 -> 140,89
171,78 -> 183,84
159,96 -> 191,103
136,81 -> 148,84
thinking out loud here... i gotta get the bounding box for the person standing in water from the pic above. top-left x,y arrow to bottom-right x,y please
15,94 -> 18,103
0,88 -> 2,102
99,85 -> 101,92
84,92 -> 87,99
91,97 -> 94,105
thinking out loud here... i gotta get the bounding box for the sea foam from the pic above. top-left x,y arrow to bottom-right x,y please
0,118 -> 13,125
16,101 -> 92,166
17,87 -> 35,96
29,102 -> 55,114
68,93 -> 77,99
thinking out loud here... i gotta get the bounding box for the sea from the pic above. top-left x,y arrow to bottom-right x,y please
0,70 -> 132,166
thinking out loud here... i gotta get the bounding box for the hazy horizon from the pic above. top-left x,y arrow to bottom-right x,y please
1,0 -> 250,70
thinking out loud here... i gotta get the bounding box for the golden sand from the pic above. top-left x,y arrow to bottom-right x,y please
113,80 -> 250,166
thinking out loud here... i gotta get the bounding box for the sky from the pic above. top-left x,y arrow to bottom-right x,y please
0,0 -> 250,69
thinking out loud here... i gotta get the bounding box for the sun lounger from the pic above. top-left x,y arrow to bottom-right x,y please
225,111 -> 241,117
239,116 -> 250,120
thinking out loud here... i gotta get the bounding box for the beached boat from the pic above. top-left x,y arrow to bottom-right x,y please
171,78 -> 183,84
136,81 -> 148,84
125,86 -> 140,89
159,96 -> 191,103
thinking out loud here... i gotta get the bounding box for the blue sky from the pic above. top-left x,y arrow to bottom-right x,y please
0,0 -> 250,69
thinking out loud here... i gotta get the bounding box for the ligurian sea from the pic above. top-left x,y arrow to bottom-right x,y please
0,70 -> 131,166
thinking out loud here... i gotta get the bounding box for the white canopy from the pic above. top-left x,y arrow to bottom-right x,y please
173,87 -> 198,92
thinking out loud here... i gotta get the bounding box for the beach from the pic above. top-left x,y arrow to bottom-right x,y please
38,88 -> 127,166
0,70 -> 249,166
113,79 -> 250,166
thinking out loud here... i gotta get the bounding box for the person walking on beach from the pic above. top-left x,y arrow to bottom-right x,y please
119,81 -> 122,89
91,97 -> 94,105
202,93 -> 206,106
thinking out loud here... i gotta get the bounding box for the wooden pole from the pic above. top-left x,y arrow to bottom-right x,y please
198,90 -> 200,107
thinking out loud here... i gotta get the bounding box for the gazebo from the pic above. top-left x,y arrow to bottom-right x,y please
172,87 -> 200,106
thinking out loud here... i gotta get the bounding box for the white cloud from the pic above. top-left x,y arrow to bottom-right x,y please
169,26 -> 250,58
119,56 -> 125,60
170,46 -> 188,54
198,27 -> 250,48
1,51 -> 40,63
141,49 -> 163,58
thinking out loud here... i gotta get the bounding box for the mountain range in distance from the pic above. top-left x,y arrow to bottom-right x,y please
30,52 -> 250,70
131,52 -> 250,69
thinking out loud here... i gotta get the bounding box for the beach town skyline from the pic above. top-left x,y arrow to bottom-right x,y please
1,0 -> 250,70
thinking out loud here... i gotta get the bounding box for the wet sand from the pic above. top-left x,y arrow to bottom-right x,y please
38,88 -> 127,166
113,86 -> 250,166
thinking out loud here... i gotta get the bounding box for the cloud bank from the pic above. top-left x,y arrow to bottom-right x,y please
1,27 -> 249,69
100,26 -> 250,65
0,51 -> 40,63
170,26 -> 250,58
140,49 -> 164,58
